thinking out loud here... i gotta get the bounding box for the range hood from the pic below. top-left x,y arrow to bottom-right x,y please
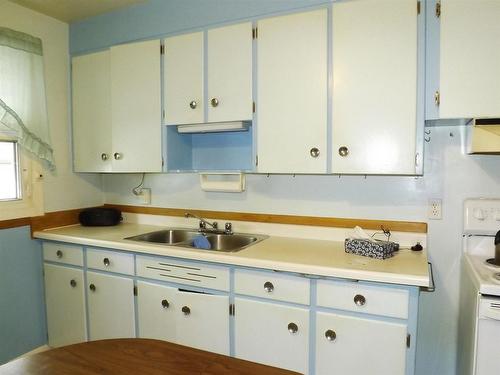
468,118 -> 500,154
177,121 -> 250,134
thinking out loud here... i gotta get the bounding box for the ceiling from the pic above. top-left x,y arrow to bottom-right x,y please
9,0 -> 147,23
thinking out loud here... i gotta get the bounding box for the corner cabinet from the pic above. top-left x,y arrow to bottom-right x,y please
331,0 -> 421,175
427,0 -> 500,119
72,39 -> 162,173
256,9 -> 328,174
42,241 -> 420,375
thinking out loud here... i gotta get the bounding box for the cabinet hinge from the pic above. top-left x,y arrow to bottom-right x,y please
417,1 -> 421,15
434,90 -> 441,107
435,1 -> 441,18
229,303 -> 235,316
406,334 -> 411,348
252,27 -> 258,39
160,44 -> 165,55
133,286 -> 138,296
252,101 -> 256,113
255,155 -> 258,167
162,157 -> 164,167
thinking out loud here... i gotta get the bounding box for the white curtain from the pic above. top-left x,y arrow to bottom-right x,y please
0,27 -> 54,170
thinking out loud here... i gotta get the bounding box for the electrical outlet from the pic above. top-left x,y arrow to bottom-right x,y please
428,199 -> 442,220
136,188 -> 151,205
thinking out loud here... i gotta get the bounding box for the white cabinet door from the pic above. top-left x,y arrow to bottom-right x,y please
257,9 -> 327,174
44,264 -> 86,347
110,39 -> 162,172
332,0 -> 418,175
440,0 -> 500,118
164,32 -> 204,125
316,311 -> 407,375
87,271 -> 135,340
137,281 -> 177,342
72,51 -> 112,172
234,298 -> 309,374
175,290 -> 229,355
207,22 -> 253,123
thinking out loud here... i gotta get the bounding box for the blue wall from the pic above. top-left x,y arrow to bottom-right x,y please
0,226 -> 46,364
70,0 -> 330,54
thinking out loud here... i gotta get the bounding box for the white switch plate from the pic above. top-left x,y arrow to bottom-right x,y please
136,188 -> 151,205
428,199 -> 442,220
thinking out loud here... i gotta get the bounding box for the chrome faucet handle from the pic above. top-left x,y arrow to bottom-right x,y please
212,222 -> 218,230
224,222 -> 233,234
199,221 -> 207,229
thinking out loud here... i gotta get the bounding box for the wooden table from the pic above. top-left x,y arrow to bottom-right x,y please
0,339 -> 301,375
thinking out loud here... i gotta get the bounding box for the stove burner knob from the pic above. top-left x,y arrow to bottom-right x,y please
473,208 -> 487,221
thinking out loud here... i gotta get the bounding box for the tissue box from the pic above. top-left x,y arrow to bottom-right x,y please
344,238 -> 397,260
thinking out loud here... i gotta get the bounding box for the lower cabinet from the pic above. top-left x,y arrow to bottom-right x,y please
87,271 -> 136,340
137,281 -> 230,355
234,298 -> 310,374
44,263 -> 86,347
315,312 -> 408,375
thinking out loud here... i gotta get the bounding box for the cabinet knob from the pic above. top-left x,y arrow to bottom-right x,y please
325,329 -> 337,342
56,250 -> 63,259
182,306 -> 191,316
210,98 -> 219,107
89,284 -> 96,292
101,153 -> 109,161
113,152 -> 122,160
161,299 -> 170,309
263,281 -> 274,293
103,258 -> 110,267
310,147 -> 320,158
70,279 -> 77,288
287,322 -> 298,334
189,100 -> 197,109
354,294 -> 366,306
338,146 -> 349,157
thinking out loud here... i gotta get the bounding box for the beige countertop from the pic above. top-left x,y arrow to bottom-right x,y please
34,223 -> 430,288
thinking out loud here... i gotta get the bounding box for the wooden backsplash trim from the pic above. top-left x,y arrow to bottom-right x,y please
105,204 -> 428,233
0,217 -> 32,230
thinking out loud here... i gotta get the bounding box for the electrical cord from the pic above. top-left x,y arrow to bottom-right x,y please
132,173 -> 145,196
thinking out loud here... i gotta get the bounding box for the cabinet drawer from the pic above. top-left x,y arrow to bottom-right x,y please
317,280 -> 409,319
43,242 -> 83,266
87,248 -> 134,275
136,255 -> 229,291
234,269 -> 310,305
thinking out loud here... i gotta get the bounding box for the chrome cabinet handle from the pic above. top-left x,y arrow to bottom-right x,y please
310,147 -> 320,158
70,279 -> 77,288
103,258 -> 110,267
101,153 -> 108,161
210,98 -> 219,107
161,299 -> 170,309
325,329 -> 337,342
56,250 -> 63,259
182,306 -> 191,316
287,322 -> 298,334
264,281 -> 274,293
338,146 -> 349,157
89,284 -> 96,292
354,294 -> 366,306
113,152 -> 122,160
189,100 -> 197,109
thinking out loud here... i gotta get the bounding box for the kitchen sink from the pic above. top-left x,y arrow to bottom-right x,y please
125,228 -> 267,252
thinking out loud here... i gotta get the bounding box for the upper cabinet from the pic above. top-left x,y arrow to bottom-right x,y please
331,0 -> 420,175
433,0 -> 500,119
256,9 -> 328,174
72,39 -> 162,173
164,22 -> 253,126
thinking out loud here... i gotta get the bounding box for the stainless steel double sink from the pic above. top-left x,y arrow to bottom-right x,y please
125,229 -> 268,252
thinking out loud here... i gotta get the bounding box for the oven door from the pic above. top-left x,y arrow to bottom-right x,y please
475,296 -> 500,375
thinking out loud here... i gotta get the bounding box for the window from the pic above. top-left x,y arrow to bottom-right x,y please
0,140 -> 20,201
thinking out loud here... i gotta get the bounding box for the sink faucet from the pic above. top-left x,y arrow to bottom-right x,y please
184,213 -> 233,235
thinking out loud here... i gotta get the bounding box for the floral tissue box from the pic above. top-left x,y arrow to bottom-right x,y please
344,238 -> 398,260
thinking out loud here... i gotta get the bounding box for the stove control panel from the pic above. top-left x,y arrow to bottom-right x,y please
464,199 -> 500,234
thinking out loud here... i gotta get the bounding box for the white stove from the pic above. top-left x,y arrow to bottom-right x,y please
459,199 -> 500,375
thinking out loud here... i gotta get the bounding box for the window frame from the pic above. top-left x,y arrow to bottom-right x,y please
0,136 -> 44,221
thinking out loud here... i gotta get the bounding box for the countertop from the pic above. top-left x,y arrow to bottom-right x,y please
34,223 -> 430,287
